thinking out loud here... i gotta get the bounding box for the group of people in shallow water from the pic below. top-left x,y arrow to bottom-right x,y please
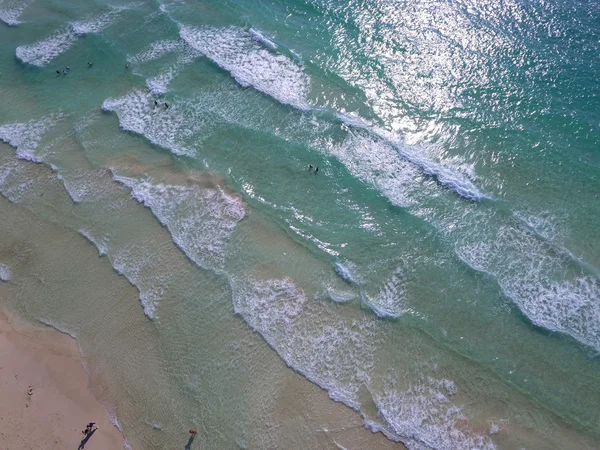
308,164 -> 319,173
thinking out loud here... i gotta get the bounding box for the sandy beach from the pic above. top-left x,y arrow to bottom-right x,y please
0,308 -> 125,450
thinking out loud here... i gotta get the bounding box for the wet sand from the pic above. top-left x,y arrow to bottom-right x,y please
0,308 -> 125,450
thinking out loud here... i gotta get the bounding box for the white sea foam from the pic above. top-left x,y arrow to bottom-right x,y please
113,175 -> 245,270
249,28 -> 278,50
232,277 -> 375,410
0,0 -> 31,25
331,132 -> 423,208
179,25 -> 310,109
0,263 -> 11,281
374,375 -> 495,450
362,267 -> 407,319
455,221 -> 600,352
102,89 -> 207,156
0,115 -> 60,162
16,11 -> 120,66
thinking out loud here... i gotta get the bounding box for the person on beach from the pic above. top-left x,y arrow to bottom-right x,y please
82,422 -> 98,435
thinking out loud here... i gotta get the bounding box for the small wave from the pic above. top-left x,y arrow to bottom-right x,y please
361,268 -> 407,319
373,375 -> 495,450
102,89 -> 203,156
179,25 -> 310,109
249,28 -> 277,50
0,0 -> 31,25
455,221 -> 600,352
16,11 -> 120,66
16,27 -> 79,66
233,276 -> 375,410
128,39 -> 185,64
37,317 -> 78,339
70,10 -> 118,35
145,50 -> 197,94
0,263 -> 11,281
0,115 -> 60,160
336,116 -> 486,202
335,262 -> 356,284
113,174 -> 245,270
79,229 -> 108,256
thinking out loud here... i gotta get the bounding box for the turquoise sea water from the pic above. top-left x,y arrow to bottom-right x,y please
0,0 -> 599,448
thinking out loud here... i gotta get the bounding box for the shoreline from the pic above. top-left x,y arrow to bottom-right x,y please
0,307 -> 126,450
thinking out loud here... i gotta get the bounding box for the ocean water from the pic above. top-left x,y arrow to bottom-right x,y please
0,0 -> 599,448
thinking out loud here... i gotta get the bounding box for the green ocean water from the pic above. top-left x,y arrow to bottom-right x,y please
0,0 -> 599,448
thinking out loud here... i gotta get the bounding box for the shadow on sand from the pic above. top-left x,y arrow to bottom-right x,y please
184,434 -> 196,450
77,429 -> 96,449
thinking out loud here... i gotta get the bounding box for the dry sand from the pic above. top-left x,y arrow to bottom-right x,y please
0,308 -> 125,450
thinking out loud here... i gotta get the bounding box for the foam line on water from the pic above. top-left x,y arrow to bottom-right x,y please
112,174 -> 245,270
0,263 -> 11,281
79,229 -> 108,257
249,28 -> 278,50
179,25 -> 310,109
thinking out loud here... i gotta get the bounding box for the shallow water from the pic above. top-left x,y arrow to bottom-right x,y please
0,0 -> 599,448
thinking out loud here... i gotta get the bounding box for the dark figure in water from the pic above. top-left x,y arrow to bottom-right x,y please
63,70 -> 67,75
308,164 -> 313,170
165,103 -> 169,109
125,63 -> 129,69
87,62 -> 93,67
56,70 -> 61,75
65,65 -> 70,70
154,100 -> 158,106
315,167 -> 319,173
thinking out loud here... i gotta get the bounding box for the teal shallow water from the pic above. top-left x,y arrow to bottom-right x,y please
0,0 -> 599,448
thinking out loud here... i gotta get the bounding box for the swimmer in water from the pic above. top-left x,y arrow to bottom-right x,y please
87,62 -> 93,67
